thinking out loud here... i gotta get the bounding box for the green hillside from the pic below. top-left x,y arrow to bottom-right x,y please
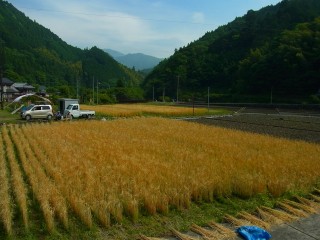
0,0 -> 143,102
143,0 -> 320,103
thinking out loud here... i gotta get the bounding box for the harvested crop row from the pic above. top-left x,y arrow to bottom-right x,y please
9,125 -> 68,232
1,127 -> 29,230
0,130 -> 13,235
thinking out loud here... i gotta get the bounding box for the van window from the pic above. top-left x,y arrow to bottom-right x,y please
26,104 -> 34,110
33,106 -> 41,111
42,106 -> 50,110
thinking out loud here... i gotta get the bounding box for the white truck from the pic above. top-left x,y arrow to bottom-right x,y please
64,103 -> 95,119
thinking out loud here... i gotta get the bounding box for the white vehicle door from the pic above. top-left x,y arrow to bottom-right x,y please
72,105 -> 80,117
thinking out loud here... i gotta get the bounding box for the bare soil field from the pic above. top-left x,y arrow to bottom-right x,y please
188,107 -> 320,144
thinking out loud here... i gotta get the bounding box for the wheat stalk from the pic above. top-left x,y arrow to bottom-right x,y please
11,117 -> 320,228
17,125 -> 71,229
238,211 -> 270,229
207,222 -> 236,238
2,126 -> 29,230
191,224 -> 224,240
283,199 -> 317,214
171,228 -> 201,240
20,127 -> 76,229
260,206 -> 298,222
295,196 -> 320,210
139,235 -> 167,240
223,214 -> 251,227
10,125 -> 55,232
310,194 -> 320,202
0,132 -> 13,235
83,104 -> 208,117
277,202 -> 309,217
256,207 -> 284,225
69,194 -> 93,228
20,125 -> 96,228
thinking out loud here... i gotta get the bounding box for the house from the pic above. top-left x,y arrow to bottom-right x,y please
11,82 -> 35,94
0,77 -> 13,91
0,77 -> 15,101
4,85 -> 20,100
0,78 -> 36,102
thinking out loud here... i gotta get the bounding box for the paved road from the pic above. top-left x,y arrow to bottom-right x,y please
225,214 -> 320,240
233,214 -> 320,240
268,214 -> 320,240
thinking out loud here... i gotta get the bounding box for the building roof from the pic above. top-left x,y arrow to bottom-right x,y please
12,82 -> 35,90
1,77 -> 14,86
4,86 -> 19,93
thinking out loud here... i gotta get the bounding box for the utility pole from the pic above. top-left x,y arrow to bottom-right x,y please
207,87 -> 210,112
76,76 -> 79,100
192,94 -> 195,116
176,75 -> 180,103
92,76 -> 95,104
96,79 -> 99,105
162,87 -> 165,102
0,40 -> 4,110
152,85 -> 155,102
0,66 -> 3,110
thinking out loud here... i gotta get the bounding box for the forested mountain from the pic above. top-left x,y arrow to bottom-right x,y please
0,0 -> 143,102
105,49 -> 163,71
143,0 -> 320,103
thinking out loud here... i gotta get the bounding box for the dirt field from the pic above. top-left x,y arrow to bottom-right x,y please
187,107 -> 320,144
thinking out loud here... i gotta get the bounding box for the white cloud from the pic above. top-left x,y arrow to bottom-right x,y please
192,12 -> 205,24
11,0 -> 216,57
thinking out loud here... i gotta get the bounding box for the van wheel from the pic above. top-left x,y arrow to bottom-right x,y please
47,115 -> 53,121
25,115 -> 31,121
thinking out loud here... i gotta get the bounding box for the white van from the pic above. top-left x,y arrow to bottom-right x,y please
21,104 -> 53,121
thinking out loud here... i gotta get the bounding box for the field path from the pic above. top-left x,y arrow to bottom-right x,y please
187,108 -> 320,144
269,214 -> 320,240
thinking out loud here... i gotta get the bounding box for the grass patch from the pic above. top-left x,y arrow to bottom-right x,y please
0,109 -> 20,124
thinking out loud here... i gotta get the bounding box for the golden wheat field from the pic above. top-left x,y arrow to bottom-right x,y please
82,103 -> 214,117
0,117 -> 320,235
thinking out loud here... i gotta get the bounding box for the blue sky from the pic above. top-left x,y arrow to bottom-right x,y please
7,0 -> 282,58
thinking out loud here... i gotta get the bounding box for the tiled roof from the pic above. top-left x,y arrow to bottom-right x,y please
5,86 -> 19,93
1,77 -> 14,86
12,82 -> 35,89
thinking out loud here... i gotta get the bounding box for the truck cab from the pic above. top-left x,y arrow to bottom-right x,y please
64,104 -> 95,119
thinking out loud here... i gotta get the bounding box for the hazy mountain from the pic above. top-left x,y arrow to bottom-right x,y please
104,49 -> 163,71
104,49 -> 125,58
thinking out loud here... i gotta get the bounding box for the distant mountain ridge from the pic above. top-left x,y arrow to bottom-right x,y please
104,49 -> 163,71
104,49 -> 125,58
